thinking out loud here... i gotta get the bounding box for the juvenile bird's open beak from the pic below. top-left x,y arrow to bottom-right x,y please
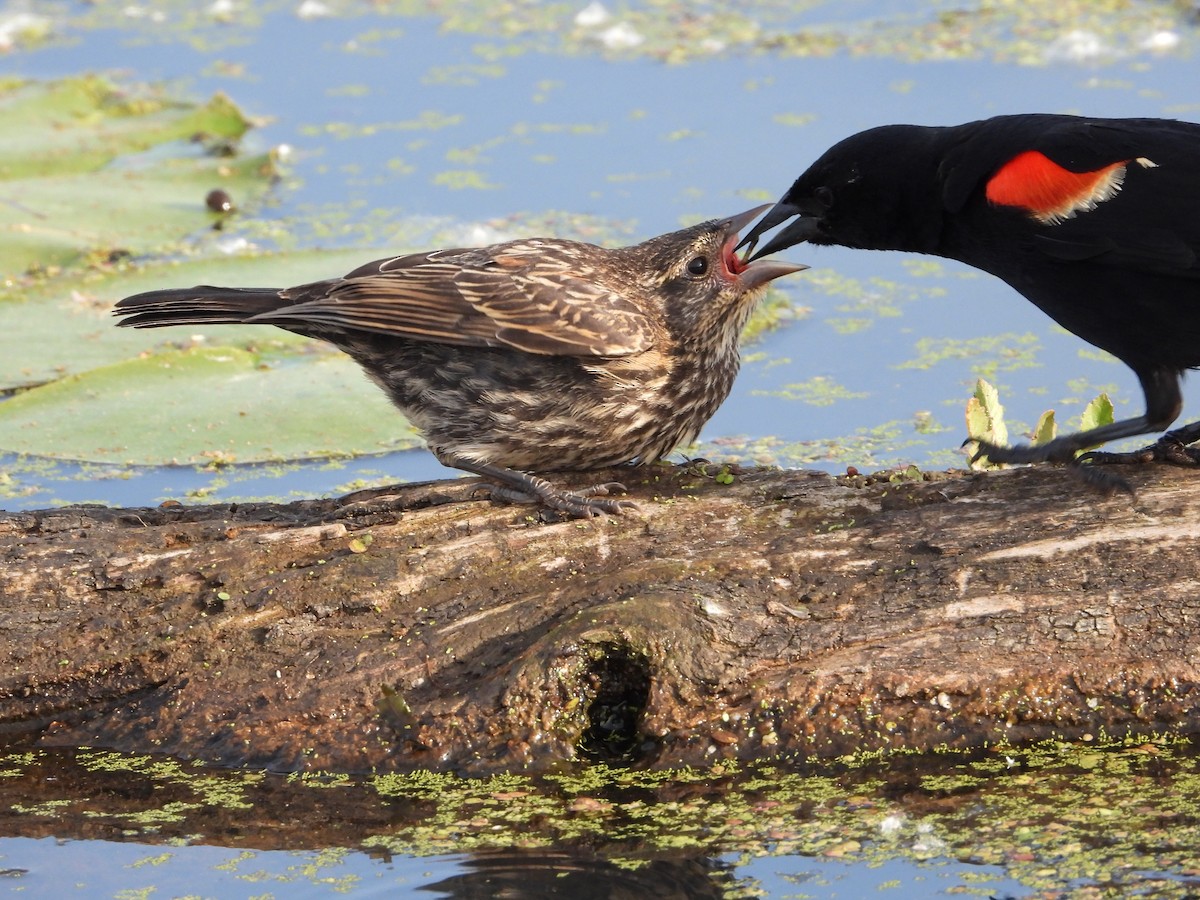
722,204 -> 776,237
735,202 -> 822,261
721,205 -> 809,286
738,255 -> 808,289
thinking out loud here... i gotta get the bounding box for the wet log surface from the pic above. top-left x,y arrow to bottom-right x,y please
2,462 -> 1199,774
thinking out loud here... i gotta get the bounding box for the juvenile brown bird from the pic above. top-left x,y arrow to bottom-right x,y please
114,207 -> 804,516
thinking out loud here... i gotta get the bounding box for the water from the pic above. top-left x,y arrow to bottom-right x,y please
0,837 -> 1032,897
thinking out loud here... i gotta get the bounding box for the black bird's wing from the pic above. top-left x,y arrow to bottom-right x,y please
940,116 -> 1147,213
941,116 -> 1200,277
252,243 -> 657,358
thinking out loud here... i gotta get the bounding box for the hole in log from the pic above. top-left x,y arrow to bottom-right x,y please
576,642 -> 652,764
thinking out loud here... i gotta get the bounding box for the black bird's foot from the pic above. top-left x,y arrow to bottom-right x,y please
480,479 -> 639,518
1078,434 -> 1200,467
965,438 -> 1135,496
966,438 -> 1076,467
1066,460 -> 1135,497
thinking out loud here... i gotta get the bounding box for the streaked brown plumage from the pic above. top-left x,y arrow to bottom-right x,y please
113,207 -> 804,516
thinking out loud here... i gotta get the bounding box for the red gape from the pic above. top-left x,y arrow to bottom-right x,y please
723,239 -> 749,276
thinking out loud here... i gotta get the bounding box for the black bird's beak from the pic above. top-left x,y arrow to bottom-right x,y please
720,205 -> 809,287
735,202 -> 822,261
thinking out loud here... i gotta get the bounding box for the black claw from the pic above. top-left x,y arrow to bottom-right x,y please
966,436 -> 1138,497
1069,460 -> 1136,498
1079,435 -> 1200,468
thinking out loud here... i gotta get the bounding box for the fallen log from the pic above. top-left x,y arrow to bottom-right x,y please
2,462 -> 1198,774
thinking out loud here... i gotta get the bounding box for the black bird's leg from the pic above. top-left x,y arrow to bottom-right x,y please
436,451 -> 638,518
970,367 -> 1184,466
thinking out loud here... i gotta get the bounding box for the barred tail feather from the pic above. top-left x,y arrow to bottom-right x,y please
113,286 -> 288,328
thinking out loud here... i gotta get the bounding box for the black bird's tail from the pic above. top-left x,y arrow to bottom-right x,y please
113,286 -> 288,328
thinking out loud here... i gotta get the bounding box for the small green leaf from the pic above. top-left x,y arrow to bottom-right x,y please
1079,393 -> 1115,434
973,379 -> 1008,447
964,378 -> 1008,469
964,397 -> 988,445
1032,410 -> 1056,446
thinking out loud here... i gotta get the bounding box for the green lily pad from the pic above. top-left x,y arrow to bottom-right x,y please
0,76 -> 251,180
0,345 -> 422,465
0,76 -> 273,277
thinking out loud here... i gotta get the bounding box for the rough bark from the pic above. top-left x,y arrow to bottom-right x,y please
2,462 -> 1198,774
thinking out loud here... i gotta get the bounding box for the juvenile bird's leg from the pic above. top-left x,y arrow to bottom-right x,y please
436,451 -> 638,518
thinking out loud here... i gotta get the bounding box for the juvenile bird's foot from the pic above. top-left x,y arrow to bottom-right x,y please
481,479 -> 639,517
442,454 -> 638,518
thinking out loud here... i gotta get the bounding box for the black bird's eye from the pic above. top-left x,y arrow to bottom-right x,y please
814,186 -> 835,209
686,256 -> 708,276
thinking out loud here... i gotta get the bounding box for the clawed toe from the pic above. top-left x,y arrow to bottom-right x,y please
1079,437 -> 1200,467
441,455 -> 639,518
475,479 -> 637,518
965,437 -> 1135,496
544,483 -> 639,517
576,481 -> 628,498
967,438 -> 1075,467
1067,460 -> 1135,497
1075,448 -> 1156,466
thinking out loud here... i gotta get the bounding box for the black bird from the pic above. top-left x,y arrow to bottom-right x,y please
740,114 -> 1200,475
115,208 -> 804,517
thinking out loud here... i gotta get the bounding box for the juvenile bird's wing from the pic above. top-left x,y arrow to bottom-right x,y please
256,244 -> 656,357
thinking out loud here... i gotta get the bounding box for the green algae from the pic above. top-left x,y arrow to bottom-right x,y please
32,0 -> 1190,70
753,376 -> 868,407
741,284 -> 809,344
3,738 -> 1200,896
699,419 -> 934,471
897,333 -> 1043,376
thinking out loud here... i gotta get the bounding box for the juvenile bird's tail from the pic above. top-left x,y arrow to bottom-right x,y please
113,286 -> 289,328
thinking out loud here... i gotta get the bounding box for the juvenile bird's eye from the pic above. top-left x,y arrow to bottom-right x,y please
815,186 -> 835,208
686,256 -> 708,276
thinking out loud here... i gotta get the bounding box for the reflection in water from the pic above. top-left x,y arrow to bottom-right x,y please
1,745 -> 1198,897
419,850 -> 730,899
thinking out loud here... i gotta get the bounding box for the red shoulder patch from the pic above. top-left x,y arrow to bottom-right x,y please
985,150 -> 1128,225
